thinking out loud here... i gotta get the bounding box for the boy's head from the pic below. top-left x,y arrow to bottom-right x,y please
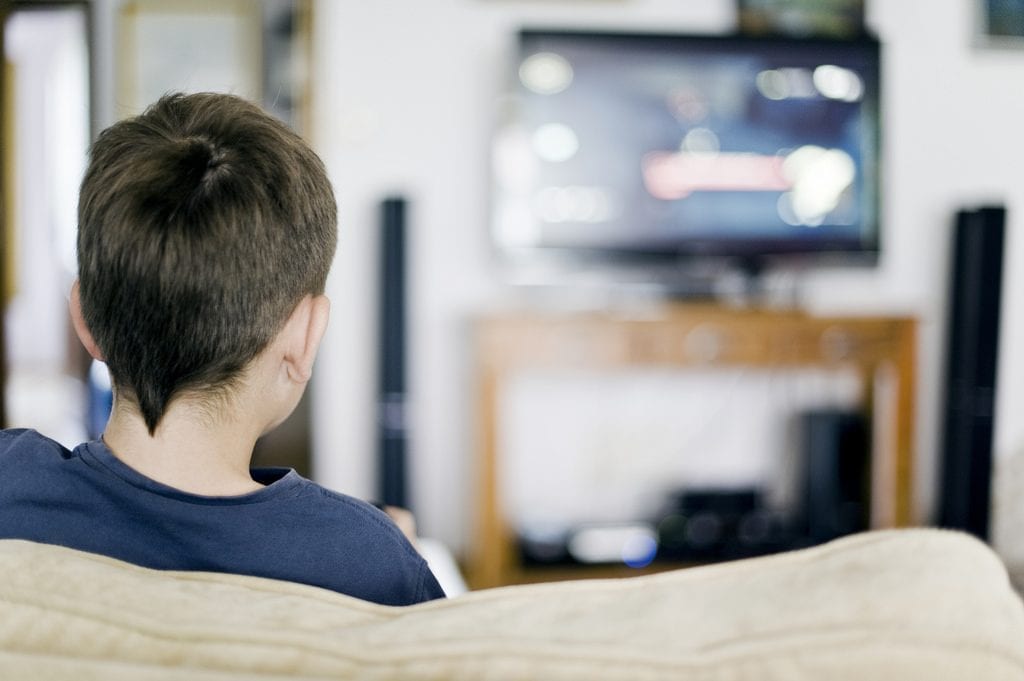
76,92 -> 337,434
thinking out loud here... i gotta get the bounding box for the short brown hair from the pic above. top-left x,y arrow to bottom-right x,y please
77,93 -> 337,433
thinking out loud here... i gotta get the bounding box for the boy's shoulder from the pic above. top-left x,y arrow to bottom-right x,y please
0,428 -> 70,459
245,474 -> 446,603
271,475 -> 418,553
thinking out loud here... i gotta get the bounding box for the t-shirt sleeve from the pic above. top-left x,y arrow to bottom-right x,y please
311,488 -> 448,605
415,560 -> 447,602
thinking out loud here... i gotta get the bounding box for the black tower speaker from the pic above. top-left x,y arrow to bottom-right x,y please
800,410 -> 871,544
377,196 -> 409,508
938,205 -> 1006,540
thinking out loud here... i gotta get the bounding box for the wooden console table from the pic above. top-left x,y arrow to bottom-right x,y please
467,305 -> 918,589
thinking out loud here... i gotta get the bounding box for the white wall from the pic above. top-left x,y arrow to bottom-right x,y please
3,8 -> 90,447
309,0 -> 1024,562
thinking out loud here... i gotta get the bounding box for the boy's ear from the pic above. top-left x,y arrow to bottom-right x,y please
282,294 -> 330,384
69,280 -> 105,361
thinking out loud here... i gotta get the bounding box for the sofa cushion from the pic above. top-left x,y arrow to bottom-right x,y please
0,528 -> 1022,679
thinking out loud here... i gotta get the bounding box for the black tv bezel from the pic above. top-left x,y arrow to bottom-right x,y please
493,27 -> 883,275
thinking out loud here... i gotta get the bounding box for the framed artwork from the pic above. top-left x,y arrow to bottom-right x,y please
737,0 -> 865,39
118,0 -> 262,119
977,0 -> 1024,46
116,0 -> 311,131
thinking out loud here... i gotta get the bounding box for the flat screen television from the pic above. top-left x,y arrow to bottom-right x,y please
490,29 -> 882,286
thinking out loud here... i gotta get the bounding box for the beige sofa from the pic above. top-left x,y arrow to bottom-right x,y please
1,528 -> 1022,680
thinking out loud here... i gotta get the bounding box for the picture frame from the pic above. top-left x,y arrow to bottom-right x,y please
977,0 -> 1024,47
116,0 -> 312,131
736,0 -> 865,39
117,0 -> 262,120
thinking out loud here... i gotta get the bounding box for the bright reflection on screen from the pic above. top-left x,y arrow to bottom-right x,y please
533,122 -> 580,162
782,146 -> 857,225
519,51 -> 574,95
813,64 -> 865,102
755,67 -> 817,100
681,127 -> 721,155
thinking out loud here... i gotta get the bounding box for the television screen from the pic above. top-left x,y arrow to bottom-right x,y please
491,29 -> 882,274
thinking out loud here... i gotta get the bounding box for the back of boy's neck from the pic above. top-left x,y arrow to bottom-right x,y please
101,401 -> 264,497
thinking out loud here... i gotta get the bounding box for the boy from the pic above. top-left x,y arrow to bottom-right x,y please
0,93 -> 445,606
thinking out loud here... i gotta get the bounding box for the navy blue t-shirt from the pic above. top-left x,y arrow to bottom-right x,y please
0,429 -> 445,606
